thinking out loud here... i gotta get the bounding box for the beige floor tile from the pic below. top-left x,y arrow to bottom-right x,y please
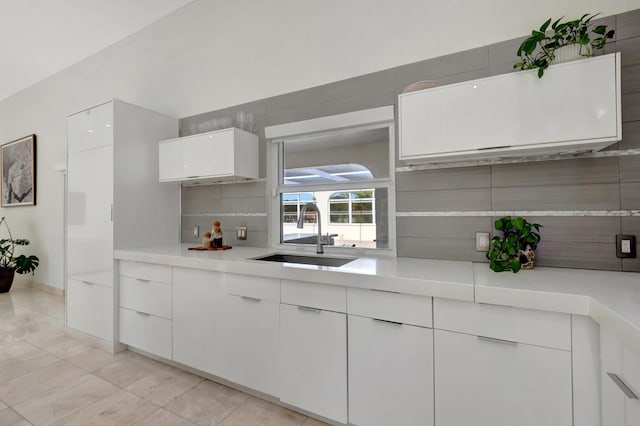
0,359 -> 85,406
6,316 -> 65,343
134,408 -> 195,425
94,351 -> 172,388
50,389 -> 158,426
0,401 -> 6,410
302,417 -> 330,426
0,333 -> 19,349
219,397 -> 306,426
165,380 -> 249,426
0,342 -> 60,384
0,407 -> 29,426
65,348 -> 118,372
13,374 -> 118,426
125,364 -> 203,406
39,334 -> 94,358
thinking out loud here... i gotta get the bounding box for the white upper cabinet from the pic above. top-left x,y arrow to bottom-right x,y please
399,53 -> 621,162
159,127 -> 259,184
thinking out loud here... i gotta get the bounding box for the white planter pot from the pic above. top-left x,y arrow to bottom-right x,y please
550,44 -> 592,65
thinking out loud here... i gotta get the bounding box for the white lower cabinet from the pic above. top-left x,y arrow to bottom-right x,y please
434,329 -> 572,426
67,279 -> 113,342
172,267 -> 224,376
119,308 -> 172,359
279,303 -> 347,424
601,327 -> 640,426
348,315 -> 434,426
219,293 -> 279,396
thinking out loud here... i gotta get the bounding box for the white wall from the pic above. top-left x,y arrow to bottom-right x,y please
0,0 -> 636,289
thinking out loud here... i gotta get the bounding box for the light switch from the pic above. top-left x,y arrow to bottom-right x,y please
476,232 -> 490,251
193,225 -> 199,239
616,234 -> 636,258
236,226 -> 247,240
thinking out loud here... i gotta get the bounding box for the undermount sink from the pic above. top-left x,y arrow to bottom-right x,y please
253,253 -> 355,267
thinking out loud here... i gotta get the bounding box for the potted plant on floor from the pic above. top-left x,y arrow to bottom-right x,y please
514,13 -> 615,78
487,216 -> 542,273
0,216 -> 39,292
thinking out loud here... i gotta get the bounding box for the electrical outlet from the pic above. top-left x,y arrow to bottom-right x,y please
476,232 -> 490,251
616,234 -> 636,258
193,225 -> 199,239
236,226 -> 247,240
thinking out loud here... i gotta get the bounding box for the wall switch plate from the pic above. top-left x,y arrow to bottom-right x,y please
476,232 -> 490,251
236,226 -> 247,240
193,225 -> 199,239
616,234 -> 636,258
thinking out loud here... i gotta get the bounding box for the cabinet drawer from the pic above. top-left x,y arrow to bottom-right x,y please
224,273 -> 279,302
281,280 -> 346,313
120,260 -> 172,284
119,308 -> 172,359
434,298 -> 570,351
67,279 -> 113,342
347,287 -> 432,327
119,276 -> 172,319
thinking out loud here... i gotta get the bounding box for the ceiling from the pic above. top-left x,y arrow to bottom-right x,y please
0,0 -> 194,102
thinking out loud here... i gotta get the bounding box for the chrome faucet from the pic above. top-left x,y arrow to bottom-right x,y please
297,203 -> 324,254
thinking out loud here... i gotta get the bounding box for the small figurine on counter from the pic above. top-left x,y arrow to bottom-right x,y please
212,221 -> 223,248
202,231 -> 213,249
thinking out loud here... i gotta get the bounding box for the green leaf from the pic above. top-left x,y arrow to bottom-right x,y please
606,29 -> 615,39
593,25 -> 607,35
494,219 -> 504,231
493,263 -> 505,273
522,38 -> 538,55
511,260 -> 522,273
513,217 -> 525,231
14,255 -> 39,275
551,17 -> 563,30
539,18 -> 552,33
538,68 -> 544,78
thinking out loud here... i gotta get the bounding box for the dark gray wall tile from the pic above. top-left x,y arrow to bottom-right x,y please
396,216 -> 491,239
181,215 -> 268,247
621,182 -> 640,208
396,166 -> 490,191
623,92 -> 640,122
219,181 -> 266,199
618,37 -> 640,67
620,155 -> 640,182
492,184 -> 620,210
397,236 -> 487,262
623,64 -> 640,94
524,216 -> 621,243
396,189 -> 492,212
217,197 -> 266,213
534,241 -> 622,271
617,9 -> 640,40
394,47 -> 489,93
621,217 -> 640,272
492,158 -> 620,187
181,186 -> 221,214
620,120 -> 640,149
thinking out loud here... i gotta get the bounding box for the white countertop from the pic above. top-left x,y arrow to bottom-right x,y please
115,244 -> 640,350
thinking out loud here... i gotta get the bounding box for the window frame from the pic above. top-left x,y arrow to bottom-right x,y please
265,106 -> 396,256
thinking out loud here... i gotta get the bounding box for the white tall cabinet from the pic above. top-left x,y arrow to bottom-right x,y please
66,100 -> 179,349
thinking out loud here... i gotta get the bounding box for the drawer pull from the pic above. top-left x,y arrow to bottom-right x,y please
370,289 -> 400,294
135,278 -> 150,283
297,306 -> 322,313
372,318 -> 403,326
240,296 -> 262,303
607,373 -> 639,400
80,281 -> 95,286
477,335 -> 518,346
135,311 -> 150,317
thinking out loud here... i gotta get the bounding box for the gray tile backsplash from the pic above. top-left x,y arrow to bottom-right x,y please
180,9 -> 640,271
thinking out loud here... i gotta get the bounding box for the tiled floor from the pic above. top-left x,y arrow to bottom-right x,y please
0,283 -> 327,426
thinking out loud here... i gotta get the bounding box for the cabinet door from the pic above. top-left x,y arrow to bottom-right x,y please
601,327 -> 625,426
67,279 -> 113,341
279,304 -> 347,424
219,294 -> 279,396
172,268 -> 224,375
158,139 -> 184,181
434,329 -> 572,426
67,102 -> 113,153
183,131 -> 234,178
348,315 -> 433,426
623,345 -> 640,425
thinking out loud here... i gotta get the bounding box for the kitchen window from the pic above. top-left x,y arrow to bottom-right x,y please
266,106 -> 396,253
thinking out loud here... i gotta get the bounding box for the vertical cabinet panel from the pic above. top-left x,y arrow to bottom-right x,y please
435,329 -> 572,426
67,279 -> 113,341
348,315 -> 433,426
172,268 -> 224,376
279,304 -> 347,424
601,327 -> 626,426
219,294 -> 279,396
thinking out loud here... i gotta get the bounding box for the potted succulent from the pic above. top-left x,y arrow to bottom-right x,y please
0,217 -> 39,292
486,216 -> 542,273
514,13 -> 615,78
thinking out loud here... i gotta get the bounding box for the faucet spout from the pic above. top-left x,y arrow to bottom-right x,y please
297,203 -> 324,254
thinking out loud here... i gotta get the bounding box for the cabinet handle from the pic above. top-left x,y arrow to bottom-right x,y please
136,278 -> 150,283
135,311 -> 150,317
240,296 -> 262,303
372,318 -> 403,326
80,281 -> 95,286
370,289 -> 400,294
477,335 -> 518,346
607,373 -> 639,400
297,306 -> 322,313
186,176 -> 199,179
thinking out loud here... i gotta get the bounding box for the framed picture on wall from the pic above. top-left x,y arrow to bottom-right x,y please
1,134 -> 36,207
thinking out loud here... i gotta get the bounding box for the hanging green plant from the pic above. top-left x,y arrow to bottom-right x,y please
514,13 -> 615,78
486,216 -> 542,273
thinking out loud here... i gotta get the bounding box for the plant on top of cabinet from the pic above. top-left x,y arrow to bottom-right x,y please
0,216 -> 39,293
487,216 -> 542,273
514,13 -> 615,78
